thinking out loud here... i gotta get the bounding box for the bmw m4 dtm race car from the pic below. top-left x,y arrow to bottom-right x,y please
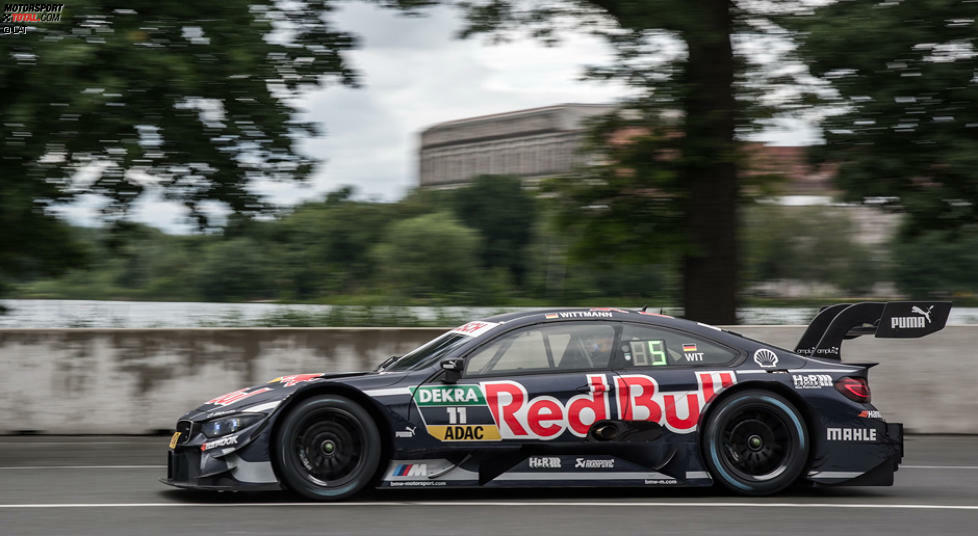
162,301 -> 950,499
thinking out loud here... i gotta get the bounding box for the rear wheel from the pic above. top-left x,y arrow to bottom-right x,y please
273,395 -> 381,501
702,390 -> 809,495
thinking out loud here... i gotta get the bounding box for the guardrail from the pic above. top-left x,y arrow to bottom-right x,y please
0,326 -> 972,434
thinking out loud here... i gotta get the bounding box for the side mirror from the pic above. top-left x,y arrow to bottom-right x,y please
440,358 -> 464,384
376,355 -> 399,371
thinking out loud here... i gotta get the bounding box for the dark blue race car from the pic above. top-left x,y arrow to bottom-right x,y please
163,301 -> 950,499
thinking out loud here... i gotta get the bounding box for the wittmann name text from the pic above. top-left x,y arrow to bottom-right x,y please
2,3 -> 63,23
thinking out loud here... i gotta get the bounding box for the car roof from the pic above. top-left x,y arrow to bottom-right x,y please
481,307 -> 726,335
468,308 -> 781,358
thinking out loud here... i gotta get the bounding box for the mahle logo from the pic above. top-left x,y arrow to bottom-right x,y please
413,385 -> 485,406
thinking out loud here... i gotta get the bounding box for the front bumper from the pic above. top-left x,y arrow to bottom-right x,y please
162,447 -> 281,492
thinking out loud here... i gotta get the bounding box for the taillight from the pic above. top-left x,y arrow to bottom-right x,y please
835,376 -> 871,403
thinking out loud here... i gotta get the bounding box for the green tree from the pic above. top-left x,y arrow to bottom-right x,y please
791,1 -> 978,235
458,1 -> 798,323
742,205 -> 881,295
371,212 -> 483,300
0,1 -> 426,294
196,238 -> 274,301
452,175 -> 536,286
892,228 -> 978,299
263,189 -> 398,299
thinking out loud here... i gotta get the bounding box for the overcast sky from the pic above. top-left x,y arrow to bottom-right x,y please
59,2 -> 818,233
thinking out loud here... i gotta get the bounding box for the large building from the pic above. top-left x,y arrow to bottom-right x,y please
418,103 -> 616,187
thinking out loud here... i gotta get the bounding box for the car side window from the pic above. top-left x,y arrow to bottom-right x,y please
619,323 -> 736,367
465,322 -> 616,376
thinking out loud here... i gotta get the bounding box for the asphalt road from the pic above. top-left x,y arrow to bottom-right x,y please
1,435 -> 976,535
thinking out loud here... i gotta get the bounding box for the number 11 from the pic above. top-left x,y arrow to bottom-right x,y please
447,407 -> 467,424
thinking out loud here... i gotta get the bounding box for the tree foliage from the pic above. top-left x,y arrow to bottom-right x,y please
455,0 -> 806,323
371,212 -> 484,299
451,175 -> 536,285
791,0 -> 978,235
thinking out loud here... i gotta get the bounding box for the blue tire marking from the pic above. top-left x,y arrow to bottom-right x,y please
709,395 -> 806,491
710,435 -> 750,490
760,396 -> 806,450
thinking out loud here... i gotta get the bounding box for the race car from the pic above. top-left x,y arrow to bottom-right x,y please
163,301 -> 950,499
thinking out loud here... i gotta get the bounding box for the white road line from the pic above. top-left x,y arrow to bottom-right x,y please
1,501 -> 978,510
0,465 -> 164,470
0,441 -> 159,447
0,464 -> 973,471
903,465 -> 978,470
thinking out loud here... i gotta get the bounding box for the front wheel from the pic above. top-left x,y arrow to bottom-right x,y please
702,390 -> 809,496
273,395 -> 382,501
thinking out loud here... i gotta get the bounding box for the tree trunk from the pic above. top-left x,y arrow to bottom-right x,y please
680,0 -> 739,324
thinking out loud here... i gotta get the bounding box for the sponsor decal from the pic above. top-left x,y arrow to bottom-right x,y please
543,311 -> 613,319
484,371 -> 735,439
393,463 -> 427,477
450,321 -> 500,338
414,385 -> 485,406
614,371 -> 736,433
859,410 -> 883,419
589,307 -> 628,313
792,374 -> 833,389
753,348 -> 779,368
205,387 -> 272,407
645,479 -> 678,485
200,435 -> 238,451
413,371 -> 736,442
168,432 -> 181,450
796,345 -> 841,357
891,305 -> 934,329
575,458 -> 614,469
545,313 -> 559,319
395,426 -> 417,438
826,427 -> 877,442
529,456 -> 561,469
425,425 -> 501,441
682,344 -> 698,353
268,373 -> 322,388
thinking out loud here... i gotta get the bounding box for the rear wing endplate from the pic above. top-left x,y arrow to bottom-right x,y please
794,301 -> 951,361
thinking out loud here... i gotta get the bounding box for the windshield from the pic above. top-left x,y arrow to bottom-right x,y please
385,332 -> 470,372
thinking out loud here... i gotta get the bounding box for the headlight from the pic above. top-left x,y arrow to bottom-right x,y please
201,413 -> 264,438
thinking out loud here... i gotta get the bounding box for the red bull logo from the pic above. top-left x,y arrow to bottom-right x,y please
481,371 -> 735,439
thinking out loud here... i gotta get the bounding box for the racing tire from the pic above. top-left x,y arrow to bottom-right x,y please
702,389 -> 809,496
273,395 -> 382,501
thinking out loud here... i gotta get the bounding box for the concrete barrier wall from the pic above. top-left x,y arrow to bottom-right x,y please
0,326 -> 975,434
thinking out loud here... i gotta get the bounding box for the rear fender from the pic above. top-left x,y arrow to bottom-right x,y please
696,378 -> 818,467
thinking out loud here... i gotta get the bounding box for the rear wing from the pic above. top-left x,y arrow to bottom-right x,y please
794,301 -> 951,360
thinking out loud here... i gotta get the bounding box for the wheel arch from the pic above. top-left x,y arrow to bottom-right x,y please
697,379 -> 817,470
267,382 -> 395,487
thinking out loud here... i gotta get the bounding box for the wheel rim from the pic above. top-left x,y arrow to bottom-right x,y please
291,407 -> 366,488
718,404 -> 793,482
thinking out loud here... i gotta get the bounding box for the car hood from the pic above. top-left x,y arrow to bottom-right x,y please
178,370 -> 404,422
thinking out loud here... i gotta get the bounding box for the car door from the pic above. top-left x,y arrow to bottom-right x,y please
613,322 -> 740,434
412,321 -> 618,445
